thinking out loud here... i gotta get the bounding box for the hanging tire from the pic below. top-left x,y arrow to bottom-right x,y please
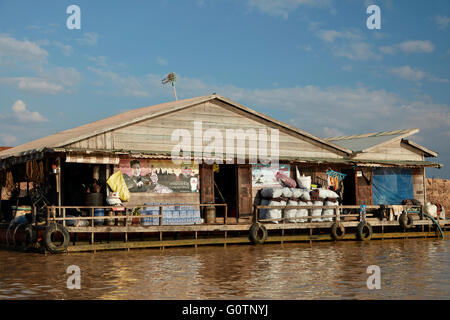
399,211 -> 414,230
331,222 -> 345,240
43,224 -> 70,253
249,223 -> 268,245
357,221 -> 372,241
23,225 -> 36,246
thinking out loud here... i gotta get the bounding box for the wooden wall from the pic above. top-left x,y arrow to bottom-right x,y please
66,100 -> 343,160
412,167 -> 425,204
354,139 -> 424,161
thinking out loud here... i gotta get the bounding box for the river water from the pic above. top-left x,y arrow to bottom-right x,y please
0,239 -> 449,300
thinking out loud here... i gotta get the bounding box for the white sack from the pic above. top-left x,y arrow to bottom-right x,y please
261,187 -> 283,199
286,200 -> 298,222
296,201 -> 308,223
282,187 -> 293,198
311,201 -> 323,222
290,188 -> 303,198
322,201 -> 339,222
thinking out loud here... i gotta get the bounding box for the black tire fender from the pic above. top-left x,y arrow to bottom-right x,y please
249,223 -> 268,245
331,222 -> 345,240
44,224 -> 70,253
357,221 -> 373,241
399,211 -> 414,230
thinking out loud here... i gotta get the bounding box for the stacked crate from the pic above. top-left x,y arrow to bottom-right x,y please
141,203 -> 202,226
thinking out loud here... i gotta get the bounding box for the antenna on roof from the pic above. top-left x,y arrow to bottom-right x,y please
162,72 -> 177,101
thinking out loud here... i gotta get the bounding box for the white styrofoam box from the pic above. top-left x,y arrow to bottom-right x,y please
172,211 -> 180,218
193,210 -> 201,218
141,216 -> 153,226
195,217 -> 202,224
187,210 -> 194,218
164,210 -> 173,218
180,210 -> 187,218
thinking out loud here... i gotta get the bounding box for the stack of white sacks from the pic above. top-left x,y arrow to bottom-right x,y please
259,184 -> 340,223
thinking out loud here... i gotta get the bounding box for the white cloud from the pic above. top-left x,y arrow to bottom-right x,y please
87,67 -> 154,97
53,41 -> 73,56
246,0 -> 333,19
76,32 -> 99,46
434,15 -> 450,30
317,29 -> 360,43
378,40 -> 434,55
379,45 -> 395,55
156,57 -> 168,65
397,40 -> 434,53
0,67 -> 81,94
314,29 -> 378,61
1,77 -> 64,94
0,134 -> 17,146
335,42 -> 381,61
388,65 -> 448,83
341,65 -> 352,72
10,100 -> 48,123
87,55 -> 108,67
389,66 -> 426,81
0,34 -> 48,67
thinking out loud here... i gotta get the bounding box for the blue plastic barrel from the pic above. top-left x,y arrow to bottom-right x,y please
94,209 -> 105,226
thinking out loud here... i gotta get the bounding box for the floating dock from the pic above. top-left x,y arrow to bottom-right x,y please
1,203 -> 448,254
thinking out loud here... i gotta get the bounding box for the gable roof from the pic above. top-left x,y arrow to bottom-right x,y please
326,128 -> 420,153
0,94 -> 352,161
402,139 -> 438,158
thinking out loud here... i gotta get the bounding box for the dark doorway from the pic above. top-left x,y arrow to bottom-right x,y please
341,168 -> 355,205
214,164 -> 238,218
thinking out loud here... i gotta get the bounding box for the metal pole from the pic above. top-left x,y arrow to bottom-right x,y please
172,83 -> 178,101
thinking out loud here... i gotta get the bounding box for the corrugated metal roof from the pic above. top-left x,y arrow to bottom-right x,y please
0,94 -> 352,162
326,128 -> 419,153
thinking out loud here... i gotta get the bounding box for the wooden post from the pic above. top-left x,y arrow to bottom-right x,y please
63,207 -> 66,227
57,158 -> 62,218
225,204 -> 228,225
159,206 -> 163,226
106,165 -> 111,197
91,208 -> 94,245
194,231 -> 197,249
32,204 -> 36,226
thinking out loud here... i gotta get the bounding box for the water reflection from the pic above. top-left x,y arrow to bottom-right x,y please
0,239 -> 448,299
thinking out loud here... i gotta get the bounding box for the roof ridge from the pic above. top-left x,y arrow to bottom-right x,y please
326,128 -> 419,141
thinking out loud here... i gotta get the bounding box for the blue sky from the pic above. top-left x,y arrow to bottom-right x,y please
0,0 -> 449,178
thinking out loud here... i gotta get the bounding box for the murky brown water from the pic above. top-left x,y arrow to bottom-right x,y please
0,239 -> 449,300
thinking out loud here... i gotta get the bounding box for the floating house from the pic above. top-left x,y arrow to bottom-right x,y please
0,94 -> 446,253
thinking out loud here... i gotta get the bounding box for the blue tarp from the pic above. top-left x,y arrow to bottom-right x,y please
372,168 -> 413,205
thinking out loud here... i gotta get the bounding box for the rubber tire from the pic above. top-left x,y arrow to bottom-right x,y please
249,223 -> 268,245
44,224 -> 70,253
331,222 -> 345,241
24,225 -> 36,247
357,221 -> 373,241
399,212 -> 414,230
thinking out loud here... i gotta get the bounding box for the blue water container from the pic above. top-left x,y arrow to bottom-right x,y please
94,209 -> 105,226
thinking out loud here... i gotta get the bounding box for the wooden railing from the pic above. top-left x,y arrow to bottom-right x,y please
46,203 -> 228,227
253,204 -> 424,224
